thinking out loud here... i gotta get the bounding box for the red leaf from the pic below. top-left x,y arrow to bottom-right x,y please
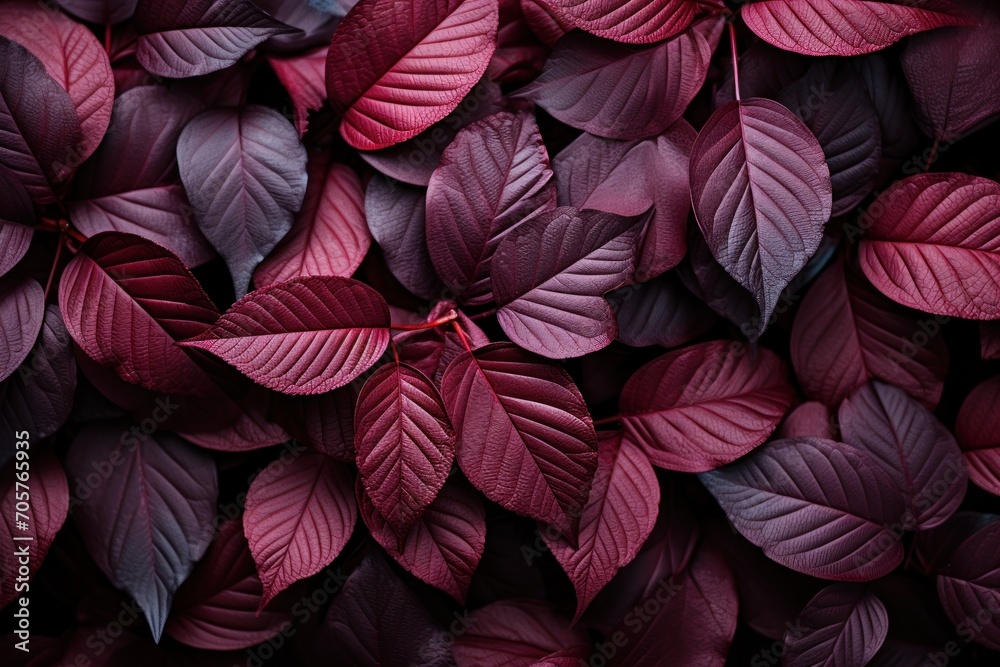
326,0 -> 499,150
690,97 -> 832,328
440,343 -> 598,540
783,584 -> 889,667
58,232 -> 220,396
539,0 -> 701,44
0,277 -> 43,383
741,0 -> 970,57
243,452 -> 357,608
858,172 -> 1000,319
267,46 -> 328,138
619,340 -> 795,473
956,375 -> 1000,497
180,276 -> 390,395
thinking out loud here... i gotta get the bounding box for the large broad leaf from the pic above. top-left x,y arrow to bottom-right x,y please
66,422 -> 218,641
0,277 -> 44,383
177,105 -> 308,296
360,477 -> 486,603
515,17 -> 721,140
701,438 -> 908,581
858,173 -> 1000,320
790,258 -> 950,410
355,362 -> 455,535
440,343 -> 598,540
544,432 -> 659,622
741,0 -> 971,57
243,451 -> 356,607
538,0 -> 701,44
166,519 -> 293,650
180,276 -> 390,395
326,0 -> 499,150
426,109 -> 556,305
255,156 -> 369,286
0,0 -> 113,163
839,382 -> 967,529
956,375 -> 1000,497
619,340 -> 795,473
267,46 -> 328,138
931,517 -> 1000,650
58,232 -> 220,396
783,584 -> 889,667
135,0 -> 294,78
690,98 -> 832,329
553,123 -> 695,279
610,271 -> 716,349
55,0 -> 137,24
0,36 -> 82,204
901,0 -> 1000,141
0,450 -> 68,609
493,207 -> 647,359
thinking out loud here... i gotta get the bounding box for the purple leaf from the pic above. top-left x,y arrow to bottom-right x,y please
853,52 -> 922,167
932,516 -> 1000,650
55,0 -> 137,24
452,599 -> 589,666
714,40 -> 808,108
783,583 -> 889,667
0,276 -> 44,383
255,0 -> 345,53
610,271 -> 716,349
0,166 -> 34,227
676,230 -> 758,330
956,375 -> 1000,497
539,0 -> 702,44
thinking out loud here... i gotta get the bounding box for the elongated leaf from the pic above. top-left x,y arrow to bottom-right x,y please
620,340 -> 795,473
55,0 -> 137,24
177,105 -> 308,296
426,109 -> 556,305
452,599 -> 589,666
690,97 -> 832,328
243,451 -> 356,607
783,584 -> 889,667
700,437 -> 907,581
267,46 -> 328,137
610,271 -> 716,349
181,276 -> 390,395
539,0 -> 700,44
58,232 -> 220,395
858,172 -> 1000,319
326,0 -> 499,150
440,343 -> 598,539
136,0 -> 294,78
493,207 -> 646,358
66,423 -> 218,641
790,258 -> 950,410
956,375 -> 1000,497
0,277 -> 43,383
933,517 -> 1000,650
741,0 -> 970,57
852,52 -> 921,167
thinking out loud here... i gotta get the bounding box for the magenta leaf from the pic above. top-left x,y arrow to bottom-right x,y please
177,105 -> 308,296
360,476 -> 486,603
690,97 -> 832,328
58,232 -> 220,395
269,384 -> 357,461
135,0 -> 295,78
440,343 -> 598,540
166,519 -> 293,650
325,0 -> 499,150
66,422 -> 218,641
55,0 -> 137,24
267,46 -> 328,137
610,271 -> 716,349
956,375 -> 1000,497
426,109 -> 557,305
619,340 -> 795,473
0,276 -> 44,383
180,276 -> 390,395
452,599 -> 589,666
243,451 -> 357,608
790,258 -> 949,410
538,0 -> 701,44
493,206 -> 647,358
741,0 -> 970,57
783,583 -> 889,667
700,437 -> 908,581
777,401 -> 835,440
858,172 -> 1000,319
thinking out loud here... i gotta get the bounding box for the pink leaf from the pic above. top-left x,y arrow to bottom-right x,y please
956,375 -> 1000,497
783,584 -> 889,667
777,401 -> 835,440
539,0 -> 701,44
0,277 -> 43,383
267,46 -> 328,138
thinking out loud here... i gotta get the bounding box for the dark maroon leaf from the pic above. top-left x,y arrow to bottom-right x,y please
55,0 -> 137,24
489,0 -> 547,84
452,599 -> 589,666
853,52 -> 922,168
783,583 -> 889,667
932,516 -> 1000,650
956,375 -> 1000,497
0,276 -> 44,383
676,231 -> 758,330
394,304 -> 491,386
269,384 -> 357,460
982,321 -> 1000,360
0,166 -> 34,229
777,401 -> 835,440
714,40 -> 808,108
610,271 -> 716,349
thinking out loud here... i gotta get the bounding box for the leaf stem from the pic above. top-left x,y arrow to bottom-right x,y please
451,321 -> 473,353
729,22 -> 741,103
43,235 -> 65,302
925,136 -> 941,173
592,415 -> 622,427
468,307 -> 497,321
390,310 -> 459,331
104,24 -> 112,58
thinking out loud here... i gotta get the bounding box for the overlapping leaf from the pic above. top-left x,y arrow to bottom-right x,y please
539,0 -> 701,44
610,272 -> 716,349
782,584 -> 889,667
956,375 -> 1000,496
0,277 -> 43,384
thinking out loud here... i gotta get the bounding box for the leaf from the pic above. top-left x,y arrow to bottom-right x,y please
700,437 -> 908,581
326,0 -> 500,150
269,385 -> 357,461
839,381 -> 967,529
932,517 -> 1000,650
858,172 -> 1000,320
783,584 -> 889,667
440,343 -> 598,540
0,277 -> 44,383
255,155 -> 369,286
166,519 -> 293,650
777,401 -> 835,440
255,0 -> 345,53
538,0 -> 701,44
66,422 -> 218,641
426,109 -> 556,305
544,432 -> 659,622
956,375 -> 1000,497
610,271 -> 716,349
515,17 -> 721,140
690,97 -> 832,328
58,232 -> 220,395
180,276 -> 390,395
360,477 -> 486,603
852,52 -> 922,166
135,0 -> 295,78
741,0 -> 971,57
714,40 -> 809,108
243,451 -> 357,608
0,449 -> 69,609
177,105 -> 308,296
493,207 -> 646,358
0,166 -> 34,228
619,340 -> 795,473
267,46 -> 328,137
790,257 -> 950,410
676,230 -> 758,330
55,0 -> 137,24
